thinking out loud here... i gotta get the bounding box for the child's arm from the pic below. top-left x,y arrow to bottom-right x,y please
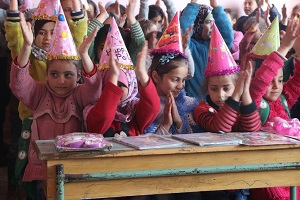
4,0 -> 23,59
78,27 -> 99,74
17,13 -> 32,68
127,0 -> 145,65
138,0 -> 149,21
68,0 -> 87,49
134,41 -> 160,133
87,2 -> 109,61
162,0 -> 176,23
239,61 -> 261,132
194,101 -> 239,133
179,0 -> 198,35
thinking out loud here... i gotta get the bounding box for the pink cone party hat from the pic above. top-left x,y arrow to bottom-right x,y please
98,17 -> 134,70
151,11 -> 185,57
31,0 -> 60,20
204,23 -> 240,77
45,6 -> 80,60
20,0 -> 33,12
248,16 -> 280,59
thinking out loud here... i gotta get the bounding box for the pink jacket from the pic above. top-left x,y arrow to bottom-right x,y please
10,59 -> 103,181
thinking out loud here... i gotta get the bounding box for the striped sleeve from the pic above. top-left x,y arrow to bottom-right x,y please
238,101 -> 261,132
194,101 -> 238,133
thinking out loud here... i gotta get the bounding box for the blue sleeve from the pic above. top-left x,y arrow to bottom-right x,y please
180,3 -> 199,34
269,4 -> 281,22
212,6 -> 234,49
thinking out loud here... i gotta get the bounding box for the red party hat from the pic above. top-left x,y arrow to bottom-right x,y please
151,11 -> 186,57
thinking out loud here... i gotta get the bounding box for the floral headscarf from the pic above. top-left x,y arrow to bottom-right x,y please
101,68 -> 139,123
192,4 -> 212,41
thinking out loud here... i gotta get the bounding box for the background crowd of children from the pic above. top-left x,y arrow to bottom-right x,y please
0,0 -> 300,199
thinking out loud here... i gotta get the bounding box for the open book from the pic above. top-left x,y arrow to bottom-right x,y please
172,132 -> 243,146
112,134 -> 183,150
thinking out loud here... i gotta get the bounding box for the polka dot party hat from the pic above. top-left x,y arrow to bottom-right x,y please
45,6 -> 80,60
31,0 -> 60,21
248,16 -> 280,59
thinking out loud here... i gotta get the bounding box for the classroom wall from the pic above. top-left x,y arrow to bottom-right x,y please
32,0 -> 298,18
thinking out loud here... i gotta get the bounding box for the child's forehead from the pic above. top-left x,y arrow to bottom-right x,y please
208,75 -> 235,84
47,60 -> 77,71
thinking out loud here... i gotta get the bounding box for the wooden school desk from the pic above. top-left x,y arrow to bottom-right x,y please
34,139 -> 300,200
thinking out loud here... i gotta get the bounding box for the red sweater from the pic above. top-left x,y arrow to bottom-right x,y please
194,97 -> 261,133
250,52 -> 300,125
86,79 -> 160,136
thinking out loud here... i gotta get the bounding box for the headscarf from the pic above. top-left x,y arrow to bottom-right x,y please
101,68 -> 139,123
191,4 -> 212,41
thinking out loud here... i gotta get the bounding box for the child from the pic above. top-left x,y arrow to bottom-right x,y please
84,17 -> 160,137
194,22 -> 261,200
194,22 -> 261,134
88,0 -> 144,65
9,9 -> 102,198
239,8 -> 268,70
180,0 -> 233,99
145,11 -> 203,135
224,8 -> 244,62
235,0 -> 280,34
249,19 -> 300,200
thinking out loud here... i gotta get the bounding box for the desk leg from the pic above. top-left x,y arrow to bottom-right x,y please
56,164 -> 65,200
291,186 -> 297,200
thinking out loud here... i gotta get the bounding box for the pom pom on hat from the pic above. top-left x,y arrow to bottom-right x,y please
98,17 -> 134,70
204,23 -> 240,77
31,0 -> 60,21
248,16 -> 280,59
45,6 -> 80,60
151,11 -> 186,58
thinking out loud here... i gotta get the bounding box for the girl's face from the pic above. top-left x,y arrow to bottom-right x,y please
35,22 -> 55,51
292,7 -> 300,21
201,20 -> 214,40
243,0 -> 258,15
150,15 -> 163,30
207,75 -> 236,107
263,68 -> 283,102
47,60 -> 80,96
61,0 -> 73,20
118,82 -> 129,101
153,65 -> 188,98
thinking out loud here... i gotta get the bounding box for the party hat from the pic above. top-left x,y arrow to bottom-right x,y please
98,17 -> 134,70
31,0 -> 60,20
248,16 -> 280,59
204,23 -> 240,77
151,11 -> 185,57
45,6 -> 80,60
20,0 -> 33,12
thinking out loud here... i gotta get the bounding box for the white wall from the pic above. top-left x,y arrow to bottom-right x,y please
33,0 -> 298,18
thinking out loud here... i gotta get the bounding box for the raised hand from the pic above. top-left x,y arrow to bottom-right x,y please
163,93 -> 173,131
17,12 -> 33,67
281,4 -> 287,26
108,47 -> 120,86
278,19 -> 300,56
126,0 -> 137,26
263,6 -> 271,27
169,92 -> 183,130
231,70 -> 246,103
135,41 -> 150,87
210,0 -> 218,8
79,27 -> 99,73
96,2 -> 109,23
241,61 -> 253,105
182,24 -> 193,49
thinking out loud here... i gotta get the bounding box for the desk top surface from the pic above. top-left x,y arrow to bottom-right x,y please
34,137 -> 300,161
